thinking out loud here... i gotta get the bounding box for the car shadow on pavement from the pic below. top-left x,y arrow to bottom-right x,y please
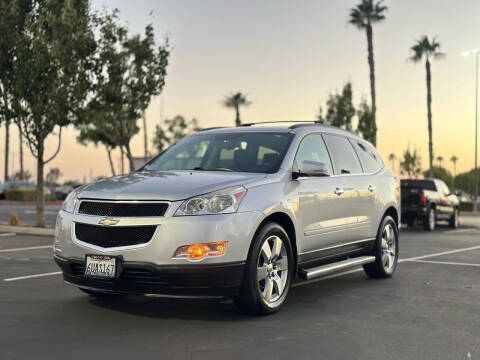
85,295 -> 256,321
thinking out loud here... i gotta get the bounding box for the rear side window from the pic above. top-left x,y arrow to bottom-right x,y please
323,134 -> 363,175
295,134 -> 334,175
401,180 -> 437,191
351,139 -> 383,173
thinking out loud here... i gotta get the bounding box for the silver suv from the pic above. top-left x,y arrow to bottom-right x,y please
54,122 -> 400,314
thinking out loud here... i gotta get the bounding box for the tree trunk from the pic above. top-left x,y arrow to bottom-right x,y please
36,139 -> 45,227
124,141 -> 135,172
120,146 -> 125,174
143,112 -> 148,161
106,146 -> 116,176
18,123 -> 24,177
4,120 -> 9,181
366,24 -> 377,146
426,59 -> 434,178
235,106 -> 241,127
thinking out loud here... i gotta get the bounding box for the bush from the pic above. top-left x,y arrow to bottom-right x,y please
460,202 -> 474,212
5,188 -> 37,201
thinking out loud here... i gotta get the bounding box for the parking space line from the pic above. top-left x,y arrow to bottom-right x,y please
294,244 -> 480,288
0,245 -> 52,253
408,259 -> 480,267
3,271 -> 62,282
0,233 -> 16,237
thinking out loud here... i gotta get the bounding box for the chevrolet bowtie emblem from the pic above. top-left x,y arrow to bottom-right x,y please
98,218 -> 119,226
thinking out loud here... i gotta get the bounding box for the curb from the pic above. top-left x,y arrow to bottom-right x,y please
0,225 -> 54,236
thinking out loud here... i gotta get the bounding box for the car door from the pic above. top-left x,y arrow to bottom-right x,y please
295,134 -> 348,255
323,134 -> 377,244
435,180 -> 454,219
348,139 -> 384,240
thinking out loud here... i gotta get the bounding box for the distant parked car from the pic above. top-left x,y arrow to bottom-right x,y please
401,178 -> 459,231
55,183 -> 82,200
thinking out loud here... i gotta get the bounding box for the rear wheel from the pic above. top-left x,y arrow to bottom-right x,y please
424,207 -> 436,231
235,222 -> 293,315
363,216 -> 398,279
449,208 -> 459,229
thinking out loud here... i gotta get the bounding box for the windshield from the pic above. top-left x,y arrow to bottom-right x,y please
143,132 -> 293,173
401,179 -> 437,191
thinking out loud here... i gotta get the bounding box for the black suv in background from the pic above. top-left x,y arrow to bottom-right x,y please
401,178 -> 459,231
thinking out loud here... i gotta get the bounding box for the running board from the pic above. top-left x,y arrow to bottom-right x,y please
298,256 -> 376,280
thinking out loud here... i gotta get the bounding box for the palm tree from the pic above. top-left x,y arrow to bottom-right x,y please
409,36 -> 445,178
437,156 -> 444,168
223,92 -> 251,126
388,153 -> 396,172
349,0 -> 387,147
450,155 -> 458,177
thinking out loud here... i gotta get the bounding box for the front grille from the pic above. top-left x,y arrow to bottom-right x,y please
75,223 -> 156,248
78,201 -> 168,217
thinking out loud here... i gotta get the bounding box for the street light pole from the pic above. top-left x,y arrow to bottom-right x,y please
464,50 -> 480,211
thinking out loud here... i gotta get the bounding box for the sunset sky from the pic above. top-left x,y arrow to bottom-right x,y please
1,0 -> 479,182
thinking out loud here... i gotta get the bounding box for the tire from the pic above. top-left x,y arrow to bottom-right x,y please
363,216 -> 399,279
449,208 -> 459,229
79,288 -> 119,298
424,207 -> 436,231
234,222 -> 294,315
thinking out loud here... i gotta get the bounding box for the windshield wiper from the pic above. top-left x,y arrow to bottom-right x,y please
192,167 -> 234,172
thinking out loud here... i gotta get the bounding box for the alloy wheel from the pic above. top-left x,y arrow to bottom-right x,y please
381,223 -> 397,273
256,235 -> 288,304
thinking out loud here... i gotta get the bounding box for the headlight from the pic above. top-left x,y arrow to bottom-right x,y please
174,186 -> 247,216
61,191 -> 77,213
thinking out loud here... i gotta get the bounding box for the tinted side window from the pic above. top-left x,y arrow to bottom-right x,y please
295,134 -> 333,175
351,139 -> 383,173
323,134 -> 363,175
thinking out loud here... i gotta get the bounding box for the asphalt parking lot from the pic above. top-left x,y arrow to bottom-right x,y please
1,224 -> 480,360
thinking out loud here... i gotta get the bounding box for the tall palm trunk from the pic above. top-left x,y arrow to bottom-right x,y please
4,120 -> 9,181
426,59 -> 434,178
366,23 -> 377,146
235,106 -> 241,127
18,123 -> 24,177
106,145 -> 116,176
142,112 -> 148,161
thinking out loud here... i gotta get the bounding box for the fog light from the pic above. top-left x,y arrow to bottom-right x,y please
174,241 -> 228,261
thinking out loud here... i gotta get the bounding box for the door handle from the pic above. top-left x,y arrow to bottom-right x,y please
334,187 -> 344,196
368,185 -> 375,193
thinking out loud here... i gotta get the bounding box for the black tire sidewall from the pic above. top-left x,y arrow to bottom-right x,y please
425,207 -> 435,231
242,222 -> 294,313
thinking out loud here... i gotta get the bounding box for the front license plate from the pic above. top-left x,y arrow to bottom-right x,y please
85,255 -> 116,278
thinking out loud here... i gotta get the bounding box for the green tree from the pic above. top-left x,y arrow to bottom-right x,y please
318,82 -> 355,130
0,0 -> 32,181
422,166 -> 453,188
153,115 -> 200,152
76,126 -> 118,176
223,92 -> 251,126
14,0 -> 96,226
356,98 -> 376,143
78,9 -> 170,172
399,146 -> 422,178
409,36 -> 445,178
46,168 -> 62,185
455,169 -> 479,197
349,0 -> 387,146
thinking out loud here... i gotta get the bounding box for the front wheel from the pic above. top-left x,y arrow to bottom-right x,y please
363,216 -> 399,278
235,222 -> 293,315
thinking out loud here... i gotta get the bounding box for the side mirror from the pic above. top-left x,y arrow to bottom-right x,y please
296,160 -> 331,178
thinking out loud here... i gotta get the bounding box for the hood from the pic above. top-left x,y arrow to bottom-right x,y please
78,170 -> 268,201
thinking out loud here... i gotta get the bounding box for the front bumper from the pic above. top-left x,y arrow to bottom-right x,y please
54,254 -> 245,298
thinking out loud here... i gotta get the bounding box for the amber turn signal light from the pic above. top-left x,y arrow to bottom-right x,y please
174,241 -> 228,261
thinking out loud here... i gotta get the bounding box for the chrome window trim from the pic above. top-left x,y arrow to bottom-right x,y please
71,222 -> 161,253
75,199 -> 170,217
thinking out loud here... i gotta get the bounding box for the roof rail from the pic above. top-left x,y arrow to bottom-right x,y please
240,120 -> 322,127
198,126 -> 227,131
